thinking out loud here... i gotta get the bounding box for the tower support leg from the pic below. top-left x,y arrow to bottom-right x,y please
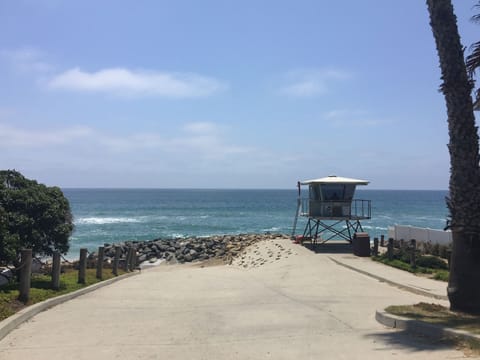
301,218 -> 365,244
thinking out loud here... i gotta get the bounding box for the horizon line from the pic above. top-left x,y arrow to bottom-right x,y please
60,187 -> 449,191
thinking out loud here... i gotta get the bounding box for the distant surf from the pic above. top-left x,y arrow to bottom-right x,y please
75,217 -> 142,225
63,188 -> 449,257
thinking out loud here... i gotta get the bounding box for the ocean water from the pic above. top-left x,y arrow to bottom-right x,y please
63,189 -> 449,257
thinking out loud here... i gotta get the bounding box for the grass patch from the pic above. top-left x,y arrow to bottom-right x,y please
0,268 -> 126,322
386,302 -> 480,334
432,269 -> 449,282
372,255 -> 449,282
385,302 -> 480,355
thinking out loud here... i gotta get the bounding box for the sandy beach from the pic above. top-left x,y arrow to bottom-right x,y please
0,238 -> 465,359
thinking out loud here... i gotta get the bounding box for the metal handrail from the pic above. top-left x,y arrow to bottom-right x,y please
300,198 -> 371,219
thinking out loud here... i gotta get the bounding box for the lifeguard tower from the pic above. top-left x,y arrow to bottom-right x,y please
292,175 -> 371,243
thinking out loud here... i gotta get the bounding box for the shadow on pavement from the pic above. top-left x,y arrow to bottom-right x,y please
366,330 -> 458,353
302,241 -> 353,254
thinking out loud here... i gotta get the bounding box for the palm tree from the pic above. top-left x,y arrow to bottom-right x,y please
466,1 -> 480,109
426,0 -> 480,314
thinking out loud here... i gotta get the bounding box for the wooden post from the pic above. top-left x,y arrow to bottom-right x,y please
78,248 -> 87,284
387,238 -> 394,260
410,239 -> 417,268
129,248 -> 136,272
52,251 -> 61,290
373,238 -> 379,256
380,234 -> 385,247
18,249 -> 32,303
128,247 -> 136,271
124,247 -> 131,272
96,246 -> 104,280
112,246 -> 121,276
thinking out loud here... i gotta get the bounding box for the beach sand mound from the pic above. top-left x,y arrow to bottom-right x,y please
231,238 -> 298,269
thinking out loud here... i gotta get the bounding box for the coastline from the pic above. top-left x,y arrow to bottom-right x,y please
69,233 -> 290,266
66,188 -> 449,257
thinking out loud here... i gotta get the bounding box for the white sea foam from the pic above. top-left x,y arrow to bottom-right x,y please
262,227 -> 281,232
169,233 -> 187,239
361,225 -> 388,231
76,217 -> 141,225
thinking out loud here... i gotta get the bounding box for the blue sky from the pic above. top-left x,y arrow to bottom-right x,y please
0,1 -> 478,189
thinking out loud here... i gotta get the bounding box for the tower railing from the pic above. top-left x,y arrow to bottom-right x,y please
300,198 -> 371,220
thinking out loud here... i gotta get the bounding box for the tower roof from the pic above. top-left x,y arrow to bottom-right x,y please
301,175 -> 369,185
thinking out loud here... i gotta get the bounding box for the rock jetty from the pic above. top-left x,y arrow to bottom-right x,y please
87,233 -> 289,267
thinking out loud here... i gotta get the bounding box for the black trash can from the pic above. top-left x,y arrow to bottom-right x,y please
353,232 -> 370,257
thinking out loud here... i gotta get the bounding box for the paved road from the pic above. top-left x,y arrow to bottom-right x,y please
0,240 -> 466,359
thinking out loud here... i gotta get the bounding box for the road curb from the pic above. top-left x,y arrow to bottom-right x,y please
0,271 -> 140,342
376,310 -> 480,344
328,256 -> 448,300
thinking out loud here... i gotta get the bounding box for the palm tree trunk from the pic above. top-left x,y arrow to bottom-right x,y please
427,0 -> 480,314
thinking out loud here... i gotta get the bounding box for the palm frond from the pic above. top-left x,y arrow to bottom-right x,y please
474,88 -> 480,111
466,41 -> 480,78
472,3 -> 480,23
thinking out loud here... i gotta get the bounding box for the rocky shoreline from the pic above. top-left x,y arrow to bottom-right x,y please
87,233 -> 290,267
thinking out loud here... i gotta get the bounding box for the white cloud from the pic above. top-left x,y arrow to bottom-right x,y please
48,67 -> 227,98
0,123 -> 92,147
183,122 -> 219,134
168,123 -> 253,159
280,68 -> 350,97
0,121 -> 252,159
0,121 -> 304,187
323,109 -> 388,127
284,80 -> 326,97
2,48 -> 227,98
1,47 -> 54,74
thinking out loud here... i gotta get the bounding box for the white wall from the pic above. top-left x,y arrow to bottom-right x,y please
388,225 -> 452,246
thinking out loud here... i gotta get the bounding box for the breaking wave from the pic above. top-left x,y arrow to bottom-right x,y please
76,217 -> 142,225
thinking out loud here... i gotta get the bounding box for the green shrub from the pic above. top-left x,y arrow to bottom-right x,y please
433,270 -> 449,282
0,170 -> 73,264
416,255 -> 449,270
439,245 -> 452,260
373,252 -> 449,282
